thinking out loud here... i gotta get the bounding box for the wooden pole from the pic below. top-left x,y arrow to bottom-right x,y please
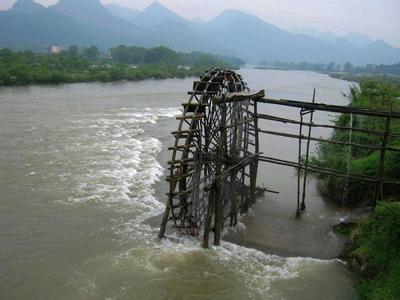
300,89 -> 316,211
374,116 -> 391,206
296,109 -> 304,218
203,187 -> 215,248
230,101 -> 238,226
214,101 -> 226,246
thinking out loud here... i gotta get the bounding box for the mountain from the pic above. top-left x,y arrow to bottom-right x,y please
10,0 -> 45,14
0,0 -> 96,50
291,26 -> 338,43
292,26 -> 375,48
51,0 -> 121,25
0,0 -> 399,65
193,10 -> 400,64
50,0 -> 154,48
128,2 -> 230,54
195,10 -> 338,63
105,4 -> 139,23
132,1 -> 187,27
344,32 -> 373,48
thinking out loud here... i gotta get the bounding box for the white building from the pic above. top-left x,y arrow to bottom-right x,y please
47,45 -> 63,54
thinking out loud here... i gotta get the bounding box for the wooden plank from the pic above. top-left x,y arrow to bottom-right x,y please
258,98 -> 400,119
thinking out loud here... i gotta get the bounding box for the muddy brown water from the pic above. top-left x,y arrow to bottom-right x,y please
0,69 -> 358,299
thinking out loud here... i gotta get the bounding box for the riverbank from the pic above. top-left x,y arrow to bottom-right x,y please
329,73 -> 400,89
311,77 -> 400,298
0,46 -> 242,87
0,64 -> 206,86
338,202 -> 400,299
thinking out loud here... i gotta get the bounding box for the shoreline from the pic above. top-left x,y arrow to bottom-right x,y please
0,73 -> 202,88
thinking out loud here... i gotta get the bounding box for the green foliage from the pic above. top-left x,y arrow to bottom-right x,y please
68,45 -> 79,57
259,60 -> 340,72
311,79 -> 400,205
110,45 -> 244,69
259,60 -> 400,77
83,45 -> 100,60
0,46 -> 242,86
350,202 -> 400,299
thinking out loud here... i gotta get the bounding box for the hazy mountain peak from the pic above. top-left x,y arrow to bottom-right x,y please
209,9 -> 282,33
191,18 -> 205,24
52,0 -> 107,12
292,26 -> 338,43
11,0 -> 45,14
370,39 -> 392,48
51,0 -> 113,23
211,9 -> 261,24
133,0 -> 185,27
217,9 -> 253,18
105,3 -> 139,22
344,32 -> 373,47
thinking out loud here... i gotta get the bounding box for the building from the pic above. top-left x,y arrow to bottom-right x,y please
47,45 -> 63,54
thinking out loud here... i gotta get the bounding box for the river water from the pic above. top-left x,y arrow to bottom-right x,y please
0,69 -> 359,299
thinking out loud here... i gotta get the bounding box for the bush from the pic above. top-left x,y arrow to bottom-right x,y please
350,202 -> 400,299
312,80 -> 400,205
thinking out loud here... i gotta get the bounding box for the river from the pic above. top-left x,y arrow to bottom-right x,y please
0,69 -> 359,299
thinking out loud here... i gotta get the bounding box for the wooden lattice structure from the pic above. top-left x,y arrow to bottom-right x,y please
159,69 -> 400,248
158,69 -> 263,248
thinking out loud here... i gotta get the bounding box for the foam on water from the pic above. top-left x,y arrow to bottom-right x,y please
62,105 -> 348,298
64,107 -> 180,213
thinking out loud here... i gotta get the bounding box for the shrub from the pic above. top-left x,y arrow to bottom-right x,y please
351,202 -> 400,299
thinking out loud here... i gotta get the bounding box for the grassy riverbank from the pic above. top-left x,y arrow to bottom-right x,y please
311,79 -> 400,206
330,73 -> 400,90
344,202 -> 400,299
0,46 -> 244,86
311,78 -> 400,298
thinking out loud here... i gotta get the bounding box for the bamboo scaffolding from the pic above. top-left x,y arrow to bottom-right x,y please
258,129 -> 400,153
257,98 -> 400,119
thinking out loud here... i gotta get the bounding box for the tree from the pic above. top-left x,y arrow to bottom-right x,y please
84,45 -> 99,60
68,45 -> 79,56
327,62 -> 336,72
344,62 -> 353,73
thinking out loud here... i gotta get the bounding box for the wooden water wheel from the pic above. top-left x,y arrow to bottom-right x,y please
159,69 -> 264,248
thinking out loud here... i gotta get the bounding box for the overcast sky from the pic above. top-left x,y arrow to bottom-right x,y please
2,0 -> 400,47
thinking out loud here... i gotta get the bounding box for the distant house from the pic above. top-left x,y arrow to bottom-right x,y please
47,45 -> 63,54
178,65 -> 191,70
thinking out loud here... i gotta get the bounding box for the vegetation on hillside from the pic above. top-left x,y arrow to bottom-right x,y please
0,45 -> 244,86
311,79 -> 400,206
346,202 -> 400,299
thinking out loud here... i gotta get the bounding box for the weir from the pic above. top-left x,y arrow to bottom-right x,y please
158,69 -> 400,248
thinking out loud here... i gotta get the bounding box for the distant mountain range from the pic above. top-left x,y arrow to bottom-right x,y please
291,26 -> 374,48
1,0 -> 400,65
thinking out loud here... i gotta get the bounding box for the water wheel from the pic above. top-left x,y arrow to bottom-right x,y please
159,69 -> 264,248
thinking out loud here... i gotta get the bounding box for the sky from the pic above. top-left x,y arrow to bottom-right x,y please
1,0 -> 400,48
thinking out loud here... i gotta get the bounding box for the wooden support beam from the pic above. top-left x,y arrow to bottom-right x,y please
214,102 -> 227,246
168,144 -> 196,151
259,155 -> 400,185
176,114 -> 205,120
213,90 -> 265,104
254,113 -> 400,138
257,98 -> 400,119
203,187 -> 215,249
258,129 -> 400,153
374,116 -> 391,206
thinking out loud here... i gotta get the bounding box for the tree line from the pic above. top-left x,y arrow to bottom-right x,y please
259,60 -> 400,75
0,45 -> 244,86
109,45 -> 244,68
